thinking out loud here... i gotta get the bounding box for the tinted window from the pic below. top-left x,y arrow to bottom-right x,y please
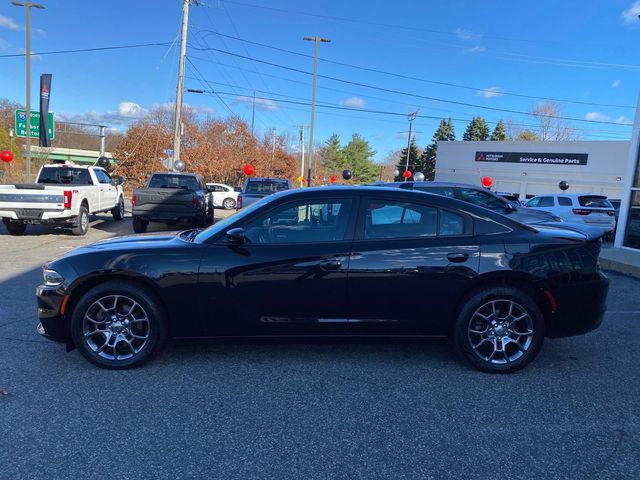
578,195 -> 612,208
95,170 -> 111,184
525,197 -> 540,207
558,196 -> 573,206
37,167 -> 92,185
244,199 -> 352,244
149,174 -> 200,190
459,188 -> 505,210
245,180 -> 289,194
439,210 -> 465,236
365,200 -> 437,239
413,185 -> 455,198
538,197 -> 555,207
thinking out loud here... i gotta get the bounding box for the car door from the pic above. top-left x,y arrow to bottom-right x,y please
556,195 -> 575,222
95,169 -> 117,210
211,184 -> 227,207
346,196 -> 480,336
197,196 -> 357,336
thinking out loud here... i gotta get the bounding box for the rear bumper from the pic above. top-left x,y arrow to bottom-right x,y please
133,208 -> 205,222
0,208 -> 73,223
546,272 -> 609,338
36,284 -> 69,344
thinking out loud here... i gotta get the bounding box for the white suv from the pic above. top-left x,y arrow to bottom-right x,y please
524,194 -> 616,237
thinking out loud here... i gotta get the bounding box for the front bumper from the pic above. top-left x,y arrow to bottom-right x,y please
546,271 -> 609,338
36,284 -> 69,344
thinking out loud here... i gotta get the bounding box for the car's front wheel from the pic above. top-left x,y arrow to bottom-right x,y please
112,196 -> 125,221
70,281 -> 167,369
453,287 -> 545,373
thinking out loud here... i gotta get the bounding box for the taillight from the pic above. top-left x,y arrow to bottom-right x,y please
131,194 -> 137,206
193,194 -> 199,208
572,209 -> 591,216
63,190 -> 72,209
237,194 -> 242,209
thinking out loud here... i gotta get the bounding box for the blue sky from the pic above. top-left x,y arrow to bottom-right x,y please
0,0 -> 639,160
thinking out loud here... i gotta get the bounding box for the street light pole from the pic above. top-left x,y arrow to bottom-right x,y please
404,111 -> 418,181
303,36 -> 330,186
12,1 -> 45,181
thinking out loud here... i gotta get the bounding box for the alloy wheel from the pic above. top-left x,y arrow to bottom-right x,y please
82,295 -> 150,361
467,299 -> 534,365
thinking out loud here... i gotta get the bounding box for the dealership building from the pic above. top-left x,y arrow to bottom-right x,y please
434,132 -> 640,252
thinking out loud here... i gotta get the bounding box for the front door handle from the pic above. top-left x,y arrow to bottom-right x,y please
319,259 -> 342,271
447,252 -> 469,263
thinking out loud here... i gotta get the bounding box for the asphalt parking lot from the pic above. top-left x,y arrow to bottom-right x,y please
0,208 -> 639,480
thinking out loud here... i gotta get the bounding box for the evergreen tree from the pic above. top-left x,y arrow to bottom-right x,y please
463,116 -> 490,141
416,118 -> 457,181
341,134 -> 378,184
317,133 -> 344,173
490,120 -> 508,141
394,137 -> 419,181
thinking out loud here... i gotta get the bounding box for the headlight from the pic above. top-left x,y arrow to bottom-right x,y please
43,268 -> 64,286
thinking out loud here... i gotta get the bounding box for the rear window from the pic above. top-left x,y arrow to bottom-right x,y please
37,167 -> 92,185
578,196 -> 612,208
149,174 -> 200,190
245,180 -> 289,194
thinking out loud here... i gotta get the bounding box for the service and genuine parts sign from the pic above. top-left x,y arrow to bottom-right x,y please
475,151 -> 588,166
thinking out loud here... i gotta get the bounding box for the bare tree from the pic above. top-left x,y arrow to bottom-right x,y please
529,102 -> 577,141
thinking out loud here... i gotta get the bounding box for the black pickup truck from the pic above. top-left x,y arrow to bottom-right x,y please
131,172 -> 213,233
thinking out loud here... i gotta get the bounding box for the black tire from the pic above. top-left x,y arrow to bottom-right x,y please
112,196 -> 125,221
70,280 -> 167,369
132,216 -> 148,234
5,221 -> 27,236
452,286 -> 545,374
222,197 -> 236,210
72,205 -> 89,236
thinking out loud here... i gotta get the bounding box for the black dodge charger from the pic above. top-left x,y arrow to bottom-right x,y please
37,186 -> 609,373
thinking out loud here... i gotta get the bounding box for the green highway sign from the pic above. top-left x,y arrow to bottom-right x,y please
15,109 -> 55,139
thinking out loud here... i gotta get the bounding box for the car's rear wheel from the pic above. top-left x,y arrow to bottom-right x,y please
132,216 -> 148,233
5,221 -> 27,236
453,287 -> 544,373
70,281 -> 167,369
223,197 -> 236,210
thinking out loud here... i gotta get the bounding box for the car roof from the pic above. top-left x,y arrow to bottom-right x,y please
42,164 -> 96,169
529,193 -> 608,198
151,171 -> 198,176
247,177 -> 289,182
378,181 -> 481,188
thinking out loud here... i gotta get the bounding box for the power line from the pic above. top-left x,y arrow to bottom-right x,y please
194,29 -> 635,110
0,42 -> 174,58
186,47 -> 634,127
185,57 -> 237,116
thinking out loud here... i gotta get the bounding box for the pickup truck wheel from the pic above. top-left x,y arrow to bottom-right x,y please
72,205 -> 90,236
222,197 -> 236,210
5,221 -> 27,236
132,216 -> 148,234
112,196 -> 125,221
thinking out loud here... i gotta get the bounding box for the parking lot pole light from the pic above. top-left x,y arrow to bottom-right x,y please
12,1 -> 45,182
404,111 -> 418,181
303,36 -> 331,186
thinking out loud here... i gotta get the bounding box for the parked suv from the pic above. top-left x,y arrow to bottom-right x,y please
524,194 -> 616,237
375,182 -> 562,226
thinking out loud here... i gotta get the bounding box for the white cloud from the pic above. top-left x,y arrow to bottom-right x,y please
585,112 -> 610,121
476,87 -> 503,99
234,95 -> 278,111
17,48 -> 41,60
455,28 -> 482,41
0,14 -> 19,31
612,79 -> 621,88
464,45 -> 486,54
621,1 -> 640,24
340,97 -> 366,109
118,101 -> 146,117
615,116 -> 631,124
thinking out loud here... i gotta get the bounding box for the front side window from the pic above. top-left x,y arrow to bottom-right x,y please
243,199 -> 353,244
538,197 -> 555,207
458,188 -> 505,210
525,197 -> 540,208
95,170 -> 111,184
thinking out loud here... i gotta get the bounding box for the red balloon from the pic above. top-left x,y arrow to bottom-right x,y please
0,150 -> 13,163
330,175 -> 337,183
481,176 -> 493,188
243,164 -> 255,176
402,170 -> 412,179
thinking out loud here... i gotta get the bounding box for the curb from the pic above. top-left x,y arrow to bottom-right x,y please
601,258 -> 640,279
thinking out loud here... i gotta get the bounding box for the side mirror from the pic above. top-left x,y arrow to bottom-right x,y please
226,227 -> 245,245
111,176 -> 124,186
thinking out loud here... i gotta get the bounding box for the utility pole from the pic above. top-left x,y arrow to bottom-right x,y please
12,1 -> 46,181
173,0 -> 199,172
270,127 -> 276,176
299,126 -> 305,187
303,36 -> 330,186
404,111 -> 418,181
99,125 -> 106,157
251,91 -> 256,137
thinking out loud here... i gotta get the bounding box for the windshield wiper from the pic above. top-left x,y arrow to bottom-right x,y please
182,229 -> 200,242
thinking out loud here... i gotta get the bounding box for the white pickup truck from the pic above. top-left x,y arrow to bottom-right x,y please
0,164 -> 125,236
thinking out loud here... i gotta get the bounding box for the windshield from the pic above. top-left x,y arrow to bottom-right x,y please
149,174 -> 200,190
194,195 -> 273,243
245,180 -> 289,194
37,167 -> 92,185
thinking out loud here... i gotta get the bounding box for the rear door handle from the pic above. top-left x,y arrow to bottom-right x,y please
319,259 -> 342,271
447,252 -> 469,263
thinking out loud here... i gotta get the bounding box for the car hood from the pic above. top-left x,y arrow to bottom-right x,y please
86,231 -> 183,249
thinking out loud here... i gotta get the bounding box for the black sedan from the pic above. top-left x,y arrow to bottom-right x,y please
36,186 -> 609,373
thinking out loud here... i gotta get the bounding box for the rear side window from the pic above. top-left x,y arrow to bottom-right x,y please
578,196 -> 611,208
413,186 -> 456,198
538,197 -> 555,207
558,197 -> 573,206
